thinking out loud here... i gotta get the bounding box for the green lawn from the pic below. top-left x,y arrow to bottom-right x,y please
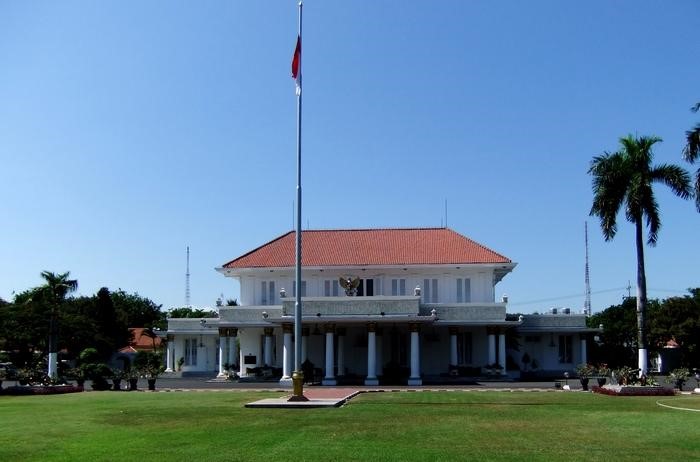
1,390 -> 698,461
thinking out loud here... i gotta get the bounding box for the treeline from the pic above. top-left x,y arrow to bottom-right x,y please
587,288 -> 700,368
0,284 -> 164,368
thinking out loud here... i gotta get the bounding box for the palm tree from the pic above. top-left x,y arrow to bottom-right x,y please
682,102 -> 700,211
40,271 -> 78,378
589,135 -> 691,375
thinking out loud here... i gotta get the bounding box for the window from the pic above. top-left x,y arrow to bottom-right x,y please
261,281 -> 276,305
357,278 -> 374,296
456,278 -> 471,303
324,280 -> 339,296
391,279 -> 406,296
184,337 -> 198,366
292,280 -> 307,297
559,335 -> 573,363
422,279 -> 438,303
457,332 -> 473,364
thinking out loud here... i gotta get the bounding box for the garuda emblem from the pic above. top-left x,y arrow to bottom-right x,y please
339,276 -> 361,296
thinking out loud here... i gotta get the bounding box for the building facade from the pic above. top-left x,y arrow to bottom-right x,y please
165,228 -> 596,385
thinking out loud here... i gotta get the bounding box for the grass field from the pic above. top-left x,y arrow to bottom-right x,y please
1,390 -> 698,461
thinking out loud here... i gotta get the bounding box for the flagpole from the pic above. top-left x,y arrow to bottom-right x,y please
290,0 -> 307,401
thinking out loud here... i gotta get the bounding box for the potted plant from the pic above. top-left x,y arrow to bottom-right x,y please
79,348 -> 111,390
595,364 -> 610,386
667,367 -> 690,391
177,357 -> 185,372
110,368 -> 125,391
135,351 -> 165,391
127,368 -> 139,391
66,367 -> 86,388
575,363 -> 595,391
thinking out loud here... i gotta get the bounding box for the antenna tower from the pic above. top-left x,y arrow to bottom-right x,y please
584,222 -> 591,315
185,246 -> 191,307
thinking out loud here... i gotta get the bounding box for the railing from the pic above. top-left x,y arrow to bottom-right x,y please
281,296 -> 421,316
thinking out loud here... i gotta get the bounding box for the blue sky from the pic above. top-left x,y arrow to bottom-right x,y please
1,1 -> 698,313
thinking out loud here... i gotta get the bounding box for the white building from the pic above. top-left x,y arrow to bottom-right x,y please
165,228 -> 596,385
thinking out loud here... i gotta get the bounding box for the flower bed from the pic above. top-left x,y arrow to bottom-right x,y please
0,385 -> 84,396
592,385 -> 675,396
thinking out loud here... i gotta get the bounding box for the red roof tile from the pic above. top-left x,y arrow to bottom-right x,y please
118,328 -> 162,353
222,228 -> 511,269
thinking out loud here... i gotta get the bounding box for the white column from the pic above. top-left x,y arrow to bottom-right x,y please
337,327 -> 346,377
487,329 -> 497,366
217,329 -> 226,377
48,352 -> 58,378
238,330 -> 245,377
322,325 -> 336,386
365,323 -> 378,386
282,324 -> 293,382
165,335 -> 174,372
638,349 -> 648,377
408,323 -> 422,386
264,327 -> 273,367
498,332 -> 507,376
449,327 -> 458,366
580,336 -> 587,365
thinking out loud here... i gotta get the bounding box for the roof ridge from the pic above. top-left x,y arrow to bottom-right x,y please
285,227 -> 450,232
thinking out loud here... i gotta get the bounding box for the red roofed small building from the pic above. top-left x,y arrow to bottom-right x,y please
165,228 -> 595,385
118,328 -> 163,354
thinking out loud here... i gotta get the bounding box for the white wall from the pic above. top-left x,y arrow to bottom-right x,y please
234,267 -> 501,306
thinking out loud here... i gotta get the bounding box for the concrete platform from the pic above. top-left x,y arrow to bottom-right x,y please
245,387 -> 360,408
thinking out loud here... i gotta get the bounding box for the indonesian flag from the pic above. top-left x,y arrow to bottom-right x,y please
291,35 -> 301,95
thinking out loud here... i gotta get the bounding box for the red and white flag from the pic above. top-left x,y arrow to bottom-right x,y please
291,35 -> 301,95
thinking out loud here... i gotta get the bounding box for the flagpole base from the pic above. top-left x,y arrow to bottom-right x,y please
288,370 -> 309,402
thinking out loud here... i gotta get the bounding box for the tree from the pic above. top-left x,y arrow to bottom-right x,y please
167,307 -> 219,318
649,288 -> 700,367
39,271 -> 78,378
682,102 -> 700,211
587,297 -> 661,368
110,290 -> 165,329
589,134 -> 691,374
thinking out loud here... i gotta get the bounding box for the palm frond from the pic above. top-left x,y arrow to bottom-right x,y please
650,164 -> 692,200
683,123 -> 700,163
693,166 -> 700,212
641,186 -> 660,246
589,152 -> 629,241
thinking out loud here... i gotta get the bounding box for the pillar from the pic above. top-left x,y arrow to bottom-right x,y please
264,327 -> 274,367
337,327 -> 346,377
228,328 -> 237,373
217,328 -> 227,377
238,329 -> 246,378
449,326 -> 458,367
301,327 -> 309,364
322,324 -> 336,386
487,327 -> 497,367
498,331 -> 507,376
365,323 -> 378,386
165,334 -> 175,372
580,335 -> 587,365
282,324 -> 293,382
408,322 -> 422,386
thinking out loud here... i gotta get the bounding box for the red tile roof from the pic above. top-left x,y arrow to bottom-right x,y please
222,228 -> 511,269
118,328 -> 162,353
